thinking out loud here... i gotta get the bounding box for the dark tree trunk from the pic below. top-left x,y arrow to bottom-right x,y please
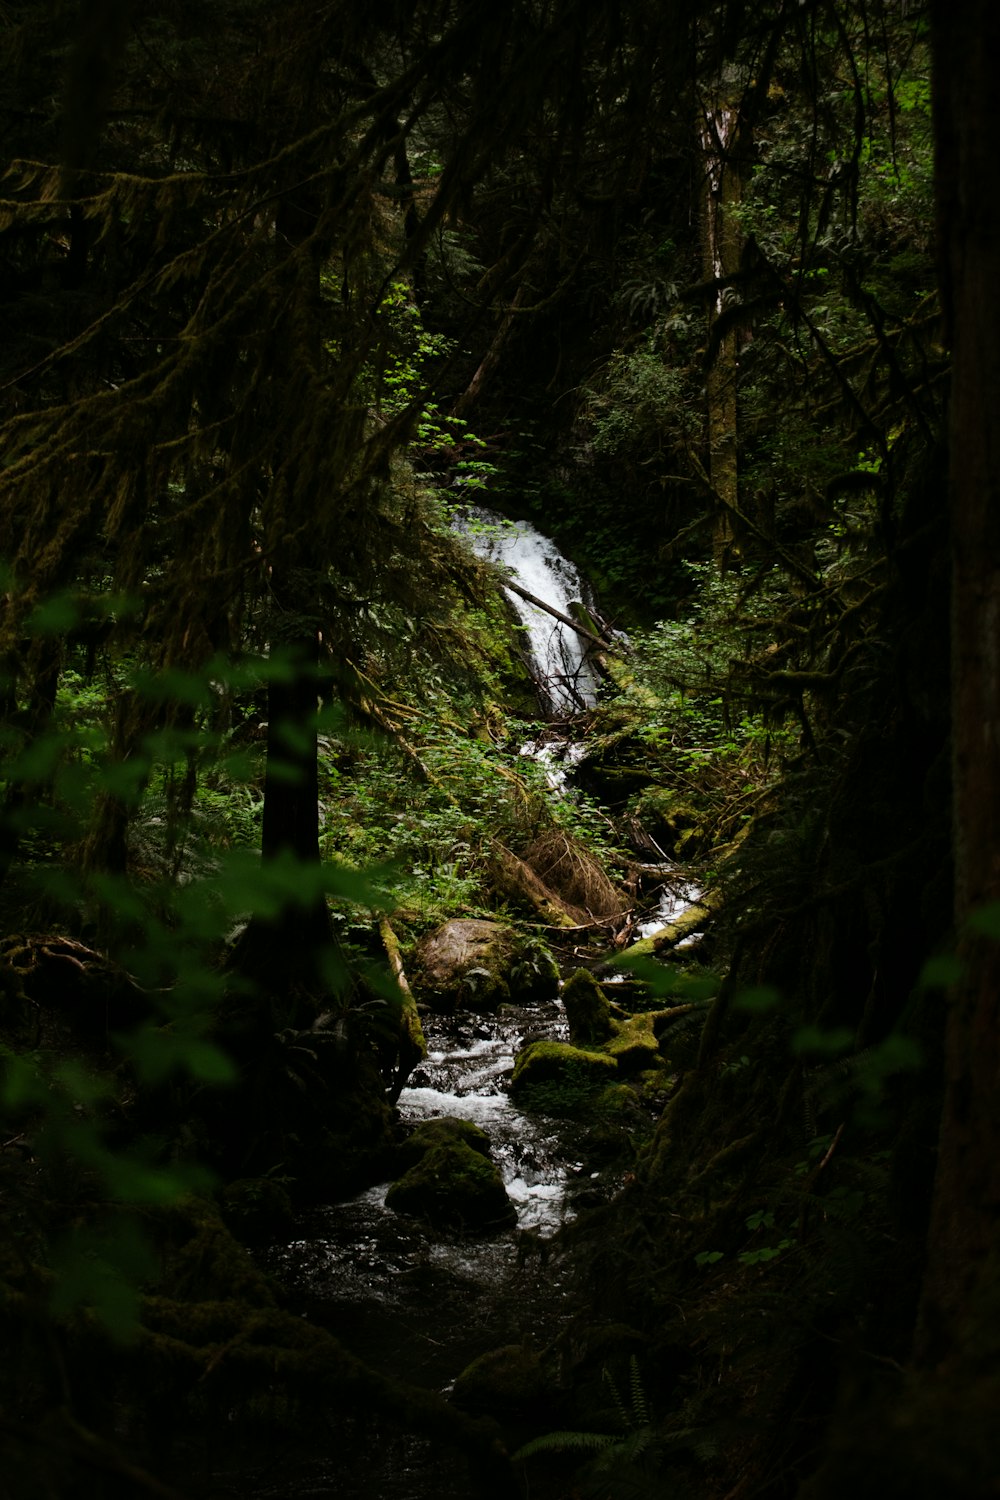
230,621 -> 334,1005
0,639 -> 60,890
917,0 -> 1000,1367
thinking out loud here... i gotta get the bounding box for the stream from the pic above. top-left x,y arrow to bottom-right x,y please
222,517 -> 689,1499
251,991 -> 601,1498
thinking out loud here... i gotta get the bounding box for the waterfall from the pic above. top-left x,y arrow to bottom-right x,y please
457,505 -> 602,716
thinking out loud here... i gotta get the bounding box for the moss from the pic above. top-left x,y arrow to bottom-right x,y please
562,969 -> 614,1045
385,1140 -> 516,1231
511,1040 -> 619,1093
509,1040 -> 619,1117
218,1177 -> 295,1246
604,1013 -> 662,1076
157,1195 -> 277,1307
394,1115 -> 492,1172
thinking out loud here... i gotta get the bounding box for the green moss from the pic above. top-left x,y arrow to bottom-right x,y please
451,1343 -> 552,1416
510,1040 -> 618,1117
218,1178 -> 295,1246
394,1115 -> 492,1172
385,1140 -> 516,1231
562,969 -> 614,1045
604,1013 -> 662,1076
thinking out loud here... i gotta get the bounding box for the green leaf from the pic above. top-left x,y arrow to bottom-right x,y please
791,1025 -> 855,1057
734,984 -> 781,1013
919,953 -> 962,989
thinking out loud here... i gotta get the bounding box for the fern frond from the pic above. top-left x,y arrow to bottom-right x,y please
512,1430 -> 616,1462
628,1354 -> 649,1427
603,1366 -> 632,1431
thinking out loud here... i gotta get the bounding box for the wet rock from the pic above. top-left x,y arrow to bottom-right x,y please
562,969 -> 614,1045
385,1140 -> 517,1231
412,920 -> 558,1014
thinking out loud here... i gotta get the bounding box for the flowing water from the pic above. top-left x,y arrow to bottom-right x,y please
245,992 -> 603,1500
456,506 -> 602,716
219,520 -> 697,1498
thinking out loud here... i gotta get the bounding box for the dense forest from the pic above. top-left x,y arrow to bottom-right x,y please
2,1 -> 998,1497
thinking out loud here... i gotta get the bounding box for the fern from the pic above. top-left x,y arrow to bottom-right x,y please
513,1429 -> 617,1461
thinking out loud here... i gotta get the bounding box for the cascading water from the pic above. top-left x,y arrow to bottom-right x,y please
236,517 -> 701,1499
456,506 -> 603,716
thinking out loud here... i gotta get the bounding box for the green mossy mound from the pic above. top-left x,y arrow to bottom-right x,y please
562,969 -> 614,1045
604,1013 -> 663,1076
385,1140 -> 517,1232
218,1177 -> 295,1246
510,1041 -> 618,1113
412,920 -> 558,1013
394,1116 -> 493,1172
451,1343 -> 553,1417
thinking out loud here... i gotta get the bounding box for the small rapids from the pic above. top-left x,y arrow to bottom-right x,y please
250,994 -> 597,1500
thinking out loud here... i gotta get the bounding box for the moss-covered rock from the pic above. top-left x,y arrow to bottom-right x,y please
218,1177 -> 295,1245
412,920 -> 558,1013
509,1041 -> 618,1115
451,1343 -> 552,1417
604,1013 -> 663,1076
394,1115 -> 493,1172
562,969 -> 614,1045
385,1140 -> 516,1231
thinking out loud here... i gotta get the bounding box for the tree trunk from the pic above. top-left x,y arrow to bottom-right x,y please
232,625 -> 334,999
701,98 -> 743,568
916,0 -> 1000,1369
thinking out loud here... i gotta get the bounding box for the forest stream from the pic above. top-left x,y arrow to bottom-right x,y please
220,520 -> 696,1499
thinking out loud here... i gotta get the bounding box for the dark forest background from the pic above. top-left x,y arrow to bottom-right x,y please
2,3 -> 999,1498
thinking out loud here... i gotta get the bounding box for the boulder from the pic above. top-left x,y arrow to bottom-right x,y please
394,1115 -> 492,1172
385,1140 -> 516,1231
604,1013 -> 663,1076
451,1343 -> 552,1417
562,969 -> 614,1045
509,1040 -> 618,1108
412,919 -> 558,1013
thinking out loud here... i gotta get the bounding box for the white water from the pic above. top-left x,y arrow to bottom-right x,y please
398,1005 -> 577,1235
456,506 -> 602,716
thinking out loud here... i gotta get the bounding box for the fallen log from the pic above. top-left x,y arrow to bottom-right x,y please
502,579 -> 611,650
604,889 -> 722,968
377,916 -> 427,1102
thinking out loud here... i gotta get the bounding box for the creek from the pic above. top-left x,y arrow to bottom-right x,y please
223,519 -> 686,1499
